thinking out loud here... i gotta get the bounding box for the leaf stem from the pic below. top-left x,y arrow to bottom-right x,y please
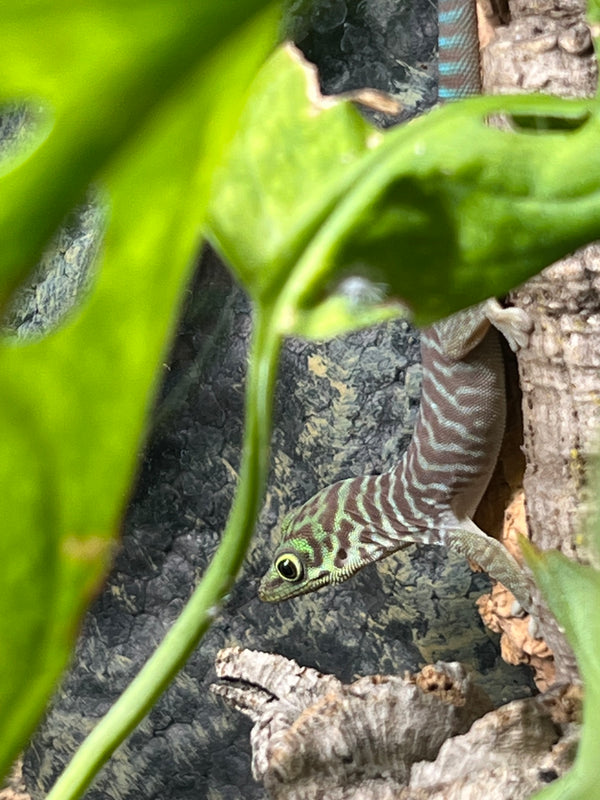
45,303 -> 281,800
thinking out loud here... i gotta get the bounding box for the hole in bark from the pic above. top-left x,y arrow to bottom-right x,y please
538,769 -> 559,783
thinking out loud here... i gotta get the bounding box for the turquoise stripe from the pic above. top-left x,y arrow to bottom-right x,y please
438,7 -> 462,22
438,87 -> 478,99
438,62 -> 463,75
438,0 -> 480,100
438,35 -> 464,48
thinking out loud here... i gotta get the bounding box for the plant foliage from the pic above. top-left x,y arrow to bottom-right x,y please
0,0 -> 278,785
1,2 -> 600,799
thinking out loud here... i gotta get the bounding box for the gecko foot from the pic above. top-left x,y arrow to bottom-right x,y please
484,299 -> 533,352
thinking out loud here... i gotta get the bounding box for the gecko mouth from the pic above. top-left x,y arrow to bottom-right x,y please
258,560 -> 365,602
258,572 -> 331,603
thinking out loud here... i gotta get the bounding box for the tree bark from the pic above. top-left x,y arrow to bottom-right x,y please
212,646 -> 580,800
482,0 -> 598,686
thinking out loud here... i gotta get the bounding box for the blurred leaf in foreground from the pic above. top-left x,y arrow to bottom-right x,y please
209,45 -> 600,329
524,546 -> 600,799
0,0 -> 277,777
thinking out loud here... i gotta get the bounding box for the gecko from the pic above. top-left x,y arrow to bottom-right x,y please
437,0 -> 481,101
259,299 -> 533,608
259,3 -> 534,607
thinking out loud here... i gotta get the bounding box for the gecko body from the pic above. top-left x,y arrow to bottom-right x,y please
259,301 -> 532,608
438,0 -> 481,100
259,4 -> 533,607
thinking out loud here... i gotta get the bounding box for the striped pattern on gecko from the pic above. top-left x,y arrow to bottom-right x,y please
259,301 -> 532,608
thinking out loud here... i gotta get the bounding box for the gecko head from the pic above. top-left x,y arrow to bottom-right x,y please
258,503 -> 373,603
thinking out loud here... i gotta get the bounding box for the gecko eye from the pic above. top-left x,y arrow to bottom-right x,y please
275,553 -> 304,582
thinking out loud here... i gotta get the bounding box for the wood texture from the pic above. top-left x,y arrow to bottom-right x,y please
483,0 -> 598,686
212,646 -> 580,799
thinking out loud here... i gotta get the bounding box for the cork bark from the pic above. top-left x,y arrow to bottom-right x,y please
512,253 -> 600,558
483,0 -> 598,687
211,646 -> 580,800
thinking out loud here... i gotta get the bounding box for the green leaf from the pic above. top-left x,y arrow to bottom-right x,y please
208,45 -> 600,328
0,392 -> 61,756
0,1 -> 275,305
0,0 -> 277,778
321,96 -> 600,323
584,454 -> 600,563
207,43 -> 379,303
290,285 -> 407,340
523,545 -> 600,799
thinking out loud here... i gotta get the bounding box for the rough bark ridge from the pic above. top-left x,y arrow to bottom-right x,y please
211,646 -> 580,800
505,249 -> 600,685
212,647 -> 494,791
485,0 -> 599,687
513,251 -> 600,558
